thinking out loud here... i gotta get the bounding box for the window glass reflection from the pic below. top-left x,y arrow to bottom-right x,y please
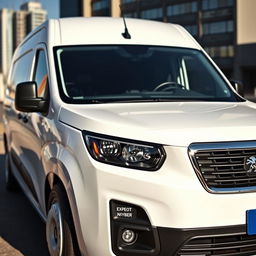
203,0 -> 234,10
205,45 -> 234,58
168,2 -> 197,16
141,8 -> 163,20
184,25 -> 198,36
92,0 -> 109,11
203,20 -> 234,34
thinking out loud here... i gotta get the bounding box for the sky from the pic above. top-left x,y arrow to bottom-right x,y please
0,0 -> 59,18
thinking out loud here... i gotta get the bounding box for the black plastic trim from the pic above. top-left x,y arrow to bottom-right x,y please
157,224 -> 250,256
112,222 -> 254,256
110,200 -> 160,256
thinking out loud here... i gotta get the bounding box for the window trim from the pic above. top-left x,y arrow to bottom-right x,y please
31,44 -> 50,101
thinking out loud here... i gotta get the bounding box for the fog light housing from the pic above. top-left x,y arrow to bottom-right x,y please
121,229 -> 136,244
110,200 -> 160,255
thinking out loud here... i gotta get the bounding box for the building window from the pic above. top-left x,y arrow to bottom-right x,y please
92,0 -> 109,11
125,12 -> 137,18
227,45 -> 234,56
227,20 -> 233,31
122,0 -> 136,4
203,20 -> 234,34
167,2 -> 197,16
141,8 -> 163,20
202,0 -> 234,10
204,45 -> 234,58
202,8 -> 233,19
184,25 -> 198,36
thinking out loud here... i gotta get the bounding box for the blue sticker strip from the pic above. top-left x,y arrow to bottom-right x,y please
247,209 -> 256,235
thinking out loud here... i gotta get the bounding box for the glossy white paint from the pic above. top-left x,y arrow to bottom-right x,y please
57,17 -> 201,48
59,101 -> 256,147
4,17 -> 256,256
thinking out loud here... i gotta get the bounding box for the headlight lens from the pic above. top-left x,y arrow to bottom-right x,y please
83,132 -> 166,171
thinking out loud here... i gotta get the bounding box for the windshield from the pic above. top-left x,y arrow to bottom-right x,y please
54,45 -> 242,103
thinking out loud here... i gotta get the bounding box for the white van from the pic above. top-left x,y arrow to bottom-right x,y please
3,17 -> 256,256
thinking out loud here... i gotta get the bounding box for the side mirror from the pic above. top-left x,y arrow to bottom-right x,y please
230,80 -> 244,97
15,81 -> 48,113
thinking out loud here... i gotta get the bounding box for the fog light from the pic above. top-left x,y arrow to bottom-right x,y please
121,229 -> 136,244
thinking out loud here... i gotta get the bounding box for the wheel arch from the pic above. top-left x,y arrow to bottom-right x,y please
44,168 -> 87,256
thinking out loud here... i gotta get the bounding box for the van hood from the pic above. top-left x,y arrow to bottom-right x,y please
59,101 -> 256,147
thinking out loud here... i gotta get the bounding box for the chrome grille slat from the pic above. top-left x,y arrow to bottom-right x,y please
207,177 -> 256,182
189,142 -> 256,193
207,163 -> 245,167
182,242 -> 256,251
205,171 -> 248,175
183,238 -> 256,248
207,156 -> 247,160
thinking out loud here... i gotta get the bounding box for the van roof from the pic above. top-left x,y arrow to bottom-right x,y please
22,17 -> 200,50
54,17 -> 201,49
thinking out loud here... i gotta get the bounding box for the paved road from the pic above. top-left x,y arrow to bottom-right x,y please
0,104 -> 50,256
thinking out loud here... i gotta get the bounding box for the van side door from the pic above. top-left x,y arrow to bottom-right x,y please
15,45 -> 50,212
4,50 -> 36,197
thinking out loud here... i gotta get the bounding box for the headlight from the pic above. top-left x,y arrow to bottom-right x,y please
83,131 -> 166,171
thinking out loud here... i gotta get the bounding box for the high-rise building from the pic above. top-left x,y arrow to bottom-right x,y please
12,2 -> 47,50
21,1 -> 42,11
0,9 -> 13,78
21,2 -> 47,33
60,0 -> 256,96
0,2 -> 47,83
60,0 -> 120,18
13,10 -> 28,49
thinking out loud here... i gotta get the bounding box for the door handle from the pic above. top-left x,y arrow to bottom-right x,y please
22,116 -> 28,123
17,113 -> 23,119
17,113 -> 28,123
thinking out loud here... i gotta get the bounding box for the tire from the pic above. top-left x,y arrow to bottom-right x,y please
46,184 -> 80,256
5,152 -> 19,191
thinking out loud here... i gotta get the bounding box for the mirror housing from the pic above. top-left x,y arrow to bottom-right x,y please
230,80 -> 244,97
15,81 -> 48,113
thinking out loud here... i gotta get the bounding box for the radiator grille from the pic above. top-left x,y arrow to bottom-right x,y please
177,233 -> 256,256
189,142 -> 256,192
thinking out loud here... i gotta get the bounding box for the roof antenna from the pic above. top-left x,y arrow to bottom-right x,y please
119,4 -> 131,39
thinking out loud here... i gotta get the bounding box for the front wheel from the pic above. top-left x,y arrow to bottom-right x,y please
46,184 -> 79,256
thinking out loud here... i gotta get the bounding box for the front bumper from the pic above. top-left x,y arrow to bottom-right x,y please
110,201 -> 256,256
74,142 -> 256,256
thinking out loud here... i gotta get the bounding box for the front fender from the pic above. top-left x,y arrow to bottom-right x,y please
42,141 -> 88,256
